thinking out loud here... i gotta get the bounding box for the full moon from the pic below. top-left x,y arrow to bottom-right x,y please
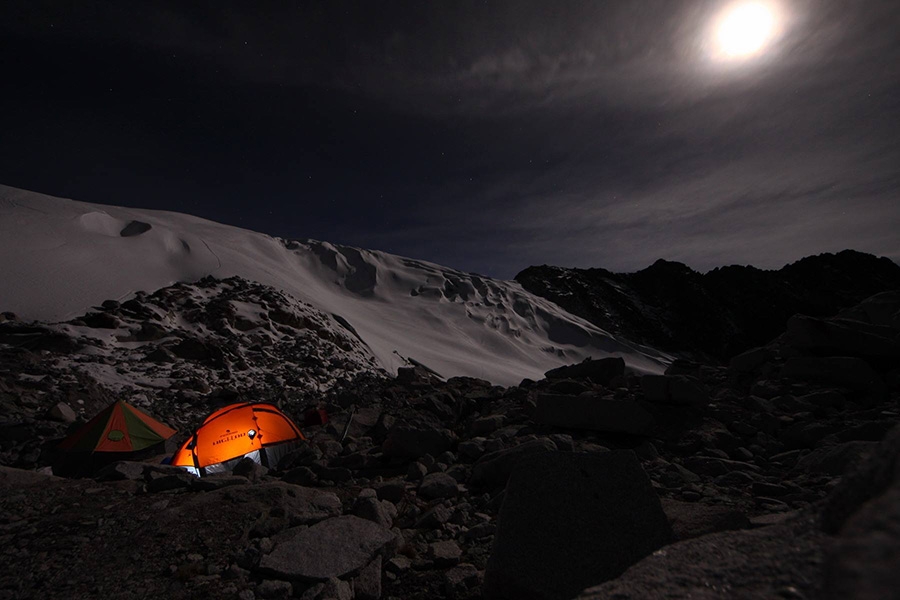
713,2 -> 779,59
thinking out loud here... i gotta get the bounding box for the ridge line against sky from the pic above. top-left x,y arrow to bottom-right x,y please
1,0 -> 898,278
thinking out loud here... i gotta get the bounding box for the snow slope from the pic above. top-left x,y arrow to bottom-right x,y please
0,184 -> 671,384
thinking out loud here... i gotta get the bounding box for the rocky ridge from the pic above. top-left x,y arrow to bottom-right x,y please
515,250 -> 900,363
0,281 -> 899,599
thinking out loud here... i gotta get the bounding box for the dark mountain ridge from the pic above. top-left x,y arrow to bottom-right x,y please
515,250 -> 900,363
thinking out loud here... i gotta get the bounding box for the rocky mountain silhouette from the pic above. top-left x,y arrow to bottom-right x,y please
516,250 -> 900,363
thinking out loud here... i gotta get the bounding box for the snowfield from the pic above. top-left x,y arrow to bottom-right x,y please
0,184 -> 671,384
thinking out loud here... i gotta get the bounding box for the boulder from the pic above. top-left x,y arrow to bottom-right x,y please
353,556 -> 382,600
793,441 -> 878,476
729,347 -> 774,373
823,485 -> 900,600
786,314 -> 900,359
182,482 -> 341,527
429,540 -> 462,567
484,451 -> 672,600
578,514 -> 828,600
445,563 -> 481,599
821,424 -> 900,534
641,375 -> 709,407
470,438 -> 557,488
47,402 -> 77,423
543,357 -> 625,385
781,357 -> 886,405
418,472 -> 459,500
660,498 -> 751,541
382,422 -> 456,459
258,516 -> 394,581
534,393 -> 653,436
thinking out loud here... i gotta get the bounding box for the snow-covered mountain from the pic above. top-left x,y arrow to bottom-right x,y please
0,184 -> 670,385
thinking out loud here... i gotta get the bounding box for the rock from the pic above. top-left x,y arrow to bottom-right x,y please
182,482 -> 341,527
821,424 -> 900,534
823,484 -> 900,600
93,461 -> 146,482
781,357 -> 886,405
578,514 -> 828,600
641,375 -> 709,407
458,438 -> 486,462
282,467 -> 318,486
428,540 -> 462,567
660,498 -> 751,541
792,442 -> 878,476
418,472 -> 459,500
534,393 -> 653,436
729,347 -> 774,373
353,556 -> 382,600
257,579 -> 292,598
472,415 -> 505,436
786,314 -> 900,359
415,504 -> 452,529
258,516 -> 394,581
682,456 -> 761,477
544,357 -> 626,385
373,479 -> 406,503
47,402 -> 77,423
233,457 -> 268,482
135,321 -> 168,341
354,496 -> 393,529
445,563 -> 481,599
470,438 -> 558,488
406,462 -> 428,481
317,577 -> 353,600
383,423 -> 456,459
171,337 -> 214,361
484,451 -> 672,600
146,346 -> 176,363
190,474 -> 250,491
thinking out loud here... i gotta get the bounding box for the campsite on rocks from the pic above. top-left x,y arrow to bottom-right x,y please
2,2 -> 900,597
1,184 -> 899,599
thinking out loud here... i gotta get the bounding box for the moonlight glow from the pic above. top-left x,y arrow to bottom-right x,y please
713,2 -> 779,59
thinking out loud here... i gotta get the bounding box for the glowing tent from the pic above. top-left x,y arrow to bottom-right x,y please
171,402 -> 305,476
54,400 -> 177,476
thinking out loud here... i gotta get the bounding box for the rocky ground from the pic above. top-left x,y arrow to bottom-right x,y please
1,282 -> 899,599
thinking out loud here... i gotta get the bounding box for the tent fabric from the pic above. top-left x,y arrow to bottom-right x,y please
171,402 -> 305,476
58,400 -> 177,453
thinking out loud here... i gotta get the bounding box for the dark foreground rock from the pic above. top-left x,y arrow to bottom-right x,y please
577,511 -> 829,600
258,515 -> 394,581
484,451 -> 672,600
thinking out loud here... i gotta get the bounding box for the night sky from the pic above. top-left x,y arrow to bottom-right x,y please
1,1 -> 898,278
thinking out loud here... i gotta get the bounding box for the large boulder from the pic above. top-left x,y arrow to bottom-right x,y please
820,423 -> 900,599
792,441 -> 878,476
821,424 -> 900,534
470,438 -> 557,489
786,314 -> 900,359
823,484 -> 900,600
483,451 -> 672,600
258,516 -> 394,581
533,393 -> 653,435
543,357 -> 625,385
578,513 -> 828,600
781,357 -> 886,405
177,482 -> 341,527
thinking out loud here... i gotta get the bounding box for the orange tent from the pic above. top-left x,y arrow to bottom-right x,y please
171,402 -> 305,476
58,400 -> 176,453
